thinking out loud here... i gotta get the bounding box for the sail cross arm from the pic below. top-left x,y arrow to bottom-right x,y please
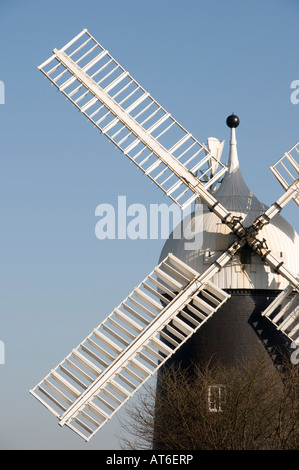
251,181 -> 299,232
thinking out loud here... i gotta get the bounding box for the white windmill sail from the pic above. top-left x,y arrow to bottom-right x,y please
270,141 -> 299,206
261,286 -> 299,344
30,253 -> 230,441
37,29 -> 238,221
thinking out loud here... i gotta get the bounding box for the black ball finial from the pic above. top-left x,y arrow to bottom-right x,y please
226,114 -> 240,128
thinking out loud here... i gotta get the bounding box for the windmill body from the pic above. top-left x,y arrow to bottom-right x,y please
159,122 -> 299,370
161,125 -> 299,292
30,29 -> 299,443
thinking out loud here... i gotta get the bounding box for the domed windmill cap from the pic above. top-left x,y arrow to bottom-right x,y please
226,113 -> 240,128
212,112 -> 268,224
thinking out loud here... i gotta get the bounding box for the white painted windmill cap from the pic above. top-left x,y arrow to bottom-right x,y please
160,115 -> 299,290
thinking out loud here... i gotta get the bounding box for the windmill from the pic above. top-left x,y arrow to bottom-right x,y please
30,29 -> 299,443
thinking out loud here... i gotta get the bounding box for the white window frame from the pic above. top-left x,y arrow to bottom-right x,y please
208,384 -> 226,412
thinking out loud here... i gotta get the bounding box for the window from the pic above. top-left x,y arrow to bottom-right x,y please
208,384 -> 226,412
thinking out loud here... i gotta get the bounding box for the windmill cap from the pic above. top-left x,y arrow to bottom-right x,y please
226,114 -> 240,128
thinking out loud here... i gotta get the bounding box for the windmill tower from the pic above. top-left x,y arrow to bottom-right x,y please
30,29 -> 299,443
158,114 -> 299,372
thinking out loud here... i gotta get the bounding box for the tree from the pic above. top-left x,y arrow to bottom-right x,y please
118,356 -> 299,450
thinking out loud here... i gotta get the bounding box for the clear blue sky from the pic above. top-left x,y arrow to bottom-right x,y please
0,0 -> 298,450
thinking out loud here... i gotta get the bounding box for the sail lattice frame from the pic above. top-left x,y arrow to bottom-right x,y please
30,254 -> 230,441
38,29 -> 228,211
